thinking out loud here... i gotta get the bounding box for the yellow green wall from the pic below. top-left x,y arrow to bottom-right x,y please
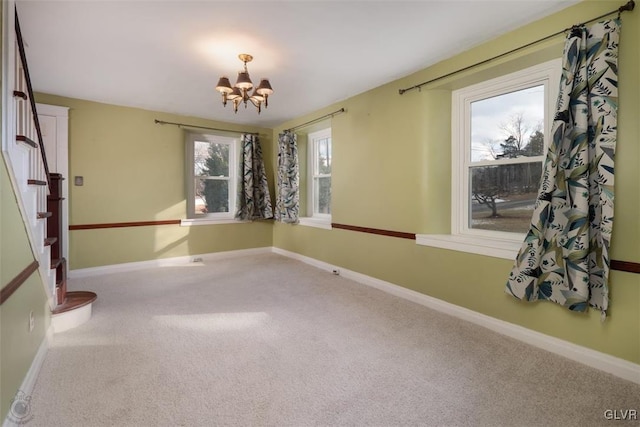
1,158 -> 51,420
34,94 -> 274,269
272,1 -> 640,364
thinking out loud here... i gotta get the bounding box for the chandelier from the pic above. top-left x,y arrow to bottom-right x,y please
215,54 -> 273,114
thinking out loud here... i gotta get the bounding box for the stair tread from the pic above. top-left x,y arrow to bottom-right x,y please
16,135 -> 37,148
52,291 -> 97,315
50,258 -> 63,269
13,90 -> 28,100
44,237 -> 57,246
37,212 -> 52,219
27,179 -> 47,186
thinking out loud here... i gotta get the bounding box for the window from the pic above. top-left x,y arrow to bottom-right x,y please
184,132 -> 238,224
299,128 -> 332,229
417,59 -> 561,258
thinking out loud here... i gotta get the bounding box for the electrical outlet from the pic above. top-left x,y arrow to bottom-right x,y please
29,311 -> 35,332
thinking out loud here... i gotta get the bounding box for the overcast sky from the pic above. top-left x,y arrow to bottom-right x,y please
470,85 -> 545,162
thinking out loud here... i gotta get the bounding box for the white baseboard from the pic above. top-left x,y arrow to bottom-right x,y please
68,247 -> 273,278
2,326 -> 53,427
272,247 -> 640,385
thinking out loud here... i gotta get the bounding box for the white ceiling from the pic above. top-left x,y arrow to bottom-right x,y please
16,0 -> 578,128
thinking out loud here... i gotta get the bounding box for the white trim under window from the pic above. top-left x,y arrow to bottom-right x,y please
299,128 -> 332,229
180,218 -> 249,226
417,59 -> 561,259
185,132 -> 238,223
298,216 -> 332,230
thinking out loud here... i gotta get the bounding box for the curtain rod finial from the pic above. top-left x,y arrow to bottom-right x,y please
620,0 -> 635,12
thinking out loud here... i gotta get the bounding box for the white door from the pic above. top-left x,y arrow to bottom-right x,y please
40,115 -> 58,171
37,103 -> 69,271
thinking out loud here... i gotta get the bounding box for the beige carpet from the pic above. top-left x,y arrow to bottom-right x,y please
28,253 -> 639,426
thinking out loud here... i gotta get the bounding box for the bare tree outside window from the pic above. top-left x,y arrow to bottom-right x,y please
469,85 -> 545,233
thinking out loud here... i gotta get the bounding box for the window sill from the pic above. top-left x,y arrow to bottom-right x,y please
415,234 -> 522,260
298,217 -> 332,230
180,218 -> 249,227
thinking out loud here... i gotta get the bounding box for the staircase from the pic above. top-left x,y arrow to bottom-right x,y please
5,8 -> 96,332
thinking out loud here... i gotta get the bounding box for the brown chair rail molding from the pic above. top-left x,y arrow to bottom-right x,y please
331,223 -> 416,240
1,260 -> 39,305
68,220 -> 639,274
610,260 -> 640,274
332,223 -> 640,274
70,220 -> 181,230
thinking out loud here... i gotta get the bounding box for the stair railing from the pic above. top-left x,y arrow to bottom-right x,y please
11,9 -> 66,306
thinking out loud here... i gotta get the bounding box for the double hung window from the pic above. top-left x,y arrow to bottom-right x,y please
185,133 -> 238,222
417,59 -> 561,258
299,128 -> 332,229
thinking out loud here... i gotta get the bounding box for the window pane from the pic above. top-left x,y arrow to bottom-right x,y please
316,138 -> 332,174
195,178 -> 229,214
195,141 -> 229,177
314,177 -> 331,214
194,141 -> 209,176
470,162 -> 542,233
470,85 -> 544,162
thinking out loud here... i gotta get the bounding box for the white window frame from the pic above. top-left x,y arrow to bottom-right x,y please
182,132 -> 239,226
298,128 -> 332,229
417,59 -> 561,259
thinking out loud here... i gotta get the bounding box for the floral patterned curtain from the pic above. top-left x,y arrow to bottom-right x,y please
505,20 -> 620,319
274,131 -> 299,223
235,134 -> 273,220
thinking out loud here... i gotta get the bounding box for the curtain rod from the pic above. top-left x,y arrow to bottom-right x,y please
285,108 -> 346,133
154,119 -> 259,135
398,0 -> 635,95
